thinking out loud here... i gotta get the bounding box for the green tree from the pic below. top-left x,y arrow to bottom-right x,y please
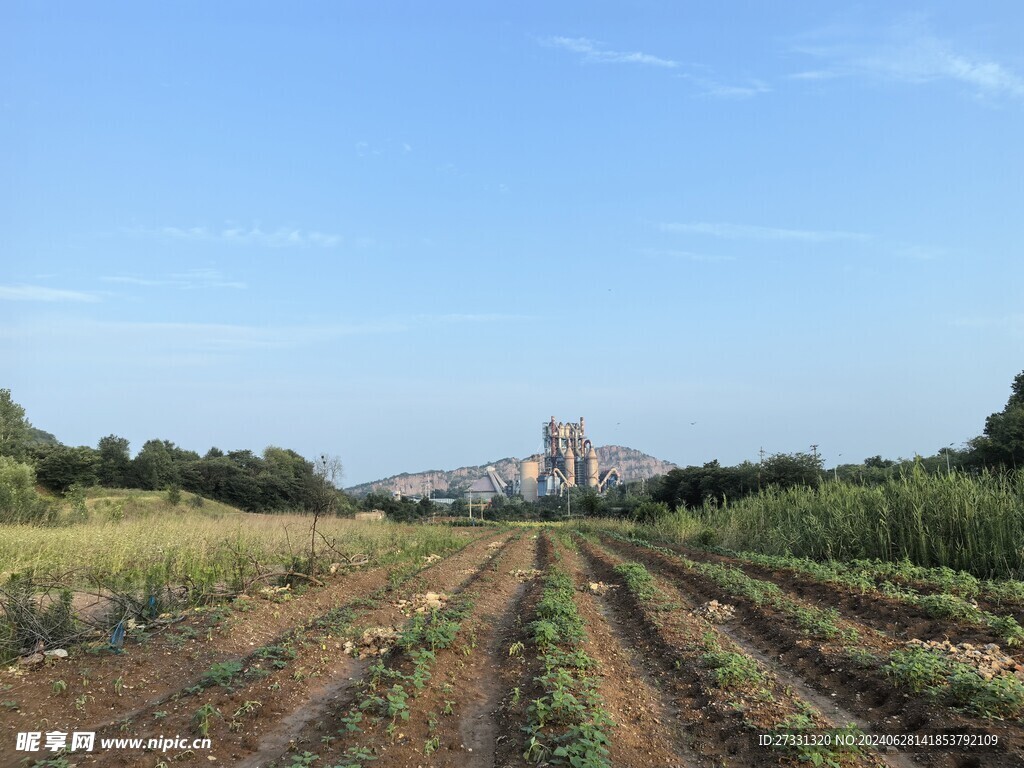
132,440 -> 175,490
96,435 -> 132,487
418,495 -> 434,517
0,456 -> 50,523
761,451 -> 822,489
0,389 -> 31,460
35,445 -> 100,494
971,371 -> 1024,469
631,500 -> 670,524
131,440 -> 198,490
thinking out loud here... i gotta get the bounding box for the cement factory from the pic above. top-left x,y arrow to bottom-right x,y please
517,416 -> 619,502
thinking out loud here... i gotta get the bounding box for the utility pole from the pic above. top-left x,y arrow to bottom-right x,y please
758,446 -> 765,490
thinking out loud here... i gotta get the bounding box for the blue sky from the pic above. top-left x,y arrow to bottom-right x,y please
2,2 -> 1022,485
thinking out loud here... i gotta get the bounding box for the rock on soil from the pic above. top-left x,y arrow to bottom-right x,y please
691,600 -> 736,623
258,585 -> 291,599
510,569 -> 542,582
907,638 -> 1024,681
344,626 -> 401,658
395,592 -> 448,615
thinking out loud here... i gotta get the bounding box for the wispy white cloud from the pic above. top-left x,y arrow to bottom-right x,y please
0,284 -> 100,303
134,225 -> 344,248
101,269 -> 246,290
661,222 -> 869,243
790,20 -> 1024,100
543,36 -> 678,68
677,74 -> 771,99
788,69 -> 841,82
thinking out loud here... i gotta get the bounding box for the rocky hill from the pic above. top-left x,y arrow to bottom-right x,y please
344,445 -> 677,498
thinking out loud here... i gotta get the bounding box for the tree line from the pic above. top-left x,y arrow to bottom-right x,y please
2,368 -> 1022,524
626,369 -> 1024,518
0,389 -> 359,521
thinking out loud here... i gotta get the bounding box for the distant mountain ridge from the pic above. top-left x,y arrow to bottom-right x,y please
344,445 -> 677,498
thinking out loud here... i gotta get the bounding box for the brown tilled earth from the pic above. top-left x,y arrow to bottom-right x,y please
4,528 -> 1024,768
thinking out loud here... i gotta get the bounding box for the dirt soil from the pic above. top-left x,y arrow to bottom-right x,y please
5,526 -> 1024,768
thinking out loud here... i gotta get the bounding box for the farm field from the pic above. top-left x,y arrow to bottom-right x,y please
3,525 -> 1024,767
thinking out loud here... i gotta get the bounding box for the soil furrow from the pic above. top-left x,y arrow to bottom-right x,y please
0,528 -> 489,749
602,535 -> 1024,768
198,532 -> 519,768
550,534 -> 694,767
577,536 -> 895,768
301,532 -> 533,767
73,530 -> 513,767
666,543 -> 1024,656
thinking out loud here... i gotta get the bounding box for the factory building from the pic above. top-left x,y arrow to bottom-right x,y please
518,416 -> 619,502
467,466 -> 508,503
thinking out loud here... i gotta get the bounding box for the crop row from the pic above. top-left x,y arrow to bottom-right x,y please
578,537 -> 873,767
333,598 -> 470,767
521,561 -> 613,767
732,551 -> 1024,645
602,533 -> 1024,737
609,534 -> 862,643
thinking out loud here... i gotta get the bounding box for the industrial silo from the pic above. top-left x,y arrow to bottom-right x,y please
520,459 -> 539,502
585,442 -> 599,488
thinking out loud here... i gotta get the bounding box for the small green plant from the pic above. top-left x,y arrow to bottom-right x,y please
423,736 -> 440,755
509,640 -> 525,657
918,593 -> 982,622
613,562 -> 657,601
844,647 -> 878,669
193,702 -> 221,737
203,660 -> 243,687
51,679 -> 67,694
113,676 -> 125,696
335,746 -> 377,768
165,484 -> 182,505
883,648 -> 951,693
339,709 -> 364,733
233,700 -> 261,718
947,668 -> 1024,718
701,649 -> 765,689
286,752 -> 317,768
385,684 -> 410,722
